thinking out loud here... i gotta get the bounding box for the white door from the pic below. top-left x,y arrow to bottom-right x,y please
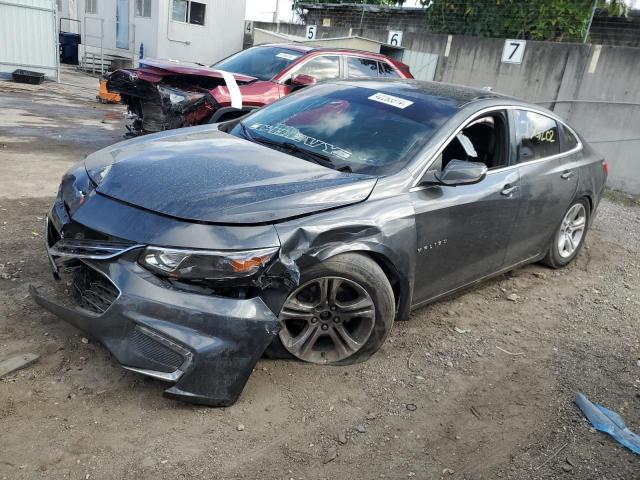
402,50 -> 439,82
116,0 -> 129,49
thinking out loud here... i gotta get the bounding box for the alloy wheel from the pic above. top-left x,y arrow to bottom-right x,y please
278,276 -> 376,364
557,203 -> 587,258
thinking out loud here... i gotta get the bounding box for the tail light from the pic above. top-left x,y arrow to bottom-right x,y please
603,160 -> 609,175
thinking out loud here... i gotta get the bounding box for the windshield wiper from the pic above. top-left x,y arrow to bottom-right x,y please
279,142 -> 337,169
238,123 -> 353,172
239,122 -> 254,141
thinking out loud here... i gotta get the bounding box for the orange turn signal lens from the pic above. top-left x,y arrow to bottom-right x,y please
230,254 -> 271,273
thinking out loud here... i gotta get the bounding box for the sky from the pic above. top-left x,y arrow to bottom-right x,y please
245,0 -> 297,23
244,0 -> 640,24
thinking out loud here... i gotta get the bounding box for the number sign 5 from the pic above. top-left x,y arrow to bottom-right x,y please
306,25 -> 317,40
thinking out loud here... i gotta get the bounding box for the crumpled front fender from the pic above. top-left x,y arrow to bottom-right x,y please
273,194 -> 417,320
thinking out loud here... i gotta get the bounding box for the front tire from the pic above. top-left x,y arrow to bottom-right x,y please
274,253 -> 395,365
542,198 -> 590,268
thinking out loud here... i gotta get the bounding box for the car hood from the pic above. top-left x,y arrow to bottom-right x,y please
84,126 -> 377,225
136,58 -> 257,83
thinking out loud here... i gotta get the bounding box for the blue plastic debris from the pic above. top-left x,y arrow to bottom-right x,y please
575,392 -> 640,455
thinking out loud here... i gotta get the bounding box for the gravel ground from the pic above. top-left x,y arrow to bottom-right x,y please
0,77 -> 638,480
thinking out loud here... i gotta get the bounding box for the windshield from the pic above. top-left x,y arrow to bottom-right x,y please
231,83 -> 459,175
212,46 -> 303,81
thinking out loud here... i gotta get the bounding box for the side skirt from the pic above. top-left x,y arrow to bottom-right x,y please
410,252 -> 544,311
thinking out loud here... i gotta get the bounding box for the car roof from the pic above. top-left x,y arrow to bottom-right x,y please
259,43 -> 316,53
331,78 -> 515,108
258,43 -> 392,60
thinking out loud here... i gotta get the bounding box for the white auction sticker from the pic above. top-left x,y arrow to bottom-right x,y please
276,52 -> 299,61
368,92 -> 413,109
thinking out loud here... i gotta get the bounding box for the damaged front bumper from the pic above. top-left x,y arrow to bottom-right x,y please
32,216 -> 280,407
107,70 -> 220,135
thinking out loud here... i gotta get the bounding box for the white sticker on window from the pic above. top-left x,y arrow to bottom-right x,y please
368,92 -> 413,109
276,52 -> 299,61
456,133 -> 478,158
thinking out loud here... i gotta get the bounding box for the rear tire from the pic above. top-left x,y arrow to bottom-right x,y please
269,253 -> 395,365
542,198 -> 590,268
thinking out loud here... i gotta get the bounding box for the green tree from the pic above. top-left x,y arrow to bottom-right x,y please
294,0 -> 407,6
421,0 -> 596,41
598,0 -> 631,16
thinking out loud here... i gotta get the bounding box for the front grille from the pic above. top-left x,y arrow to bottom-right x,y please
47,215 -> 62,247
71,265 -> 119,315
130,327 -> 186,372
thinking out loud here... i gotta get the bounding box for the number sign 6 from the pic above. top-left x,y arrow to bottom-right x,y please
388,30 -> 403,47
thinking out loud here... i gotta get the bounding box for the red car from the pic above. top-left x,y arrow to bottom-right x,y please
107,43 -> 413,136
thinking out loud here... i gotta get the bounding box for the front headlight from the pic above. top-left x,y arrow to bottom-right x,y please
157,85 -> 203,107
139,247 -> 279,280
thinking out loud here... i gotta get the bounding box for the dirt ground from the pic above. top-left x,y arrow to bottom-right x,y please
0,72 -> 638,480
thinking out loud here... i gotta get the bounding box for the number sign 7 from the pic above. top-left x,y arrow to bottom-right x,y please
501,39 -> 526,64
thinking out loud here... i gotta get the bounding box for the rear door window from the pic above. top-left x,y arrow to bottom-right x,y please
378,62 -> 400,78
513,110 -> 560,163
296,55 -> 340,81
346,56 -> 381,78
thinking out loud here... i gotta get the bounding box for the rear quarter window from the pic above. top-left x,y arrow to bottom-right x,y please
559,123 -> 579,152
514,110 -> 560,162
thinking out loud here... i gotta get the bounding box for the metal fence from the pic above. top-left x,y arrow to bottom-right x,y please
0,0 -> 59,80
295,1 -> 640,47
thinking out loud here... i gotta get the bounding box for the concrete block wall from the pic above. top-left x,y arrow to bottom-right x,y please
256,22 -> 640,195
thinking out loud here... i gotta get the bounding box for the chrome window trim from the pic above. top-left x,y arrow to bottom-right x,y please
410,104 -> 583,190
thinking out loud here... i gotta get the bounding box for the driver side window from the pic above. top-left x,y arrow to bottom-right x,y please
430,111 -> 509,173
294,55 -> 340,82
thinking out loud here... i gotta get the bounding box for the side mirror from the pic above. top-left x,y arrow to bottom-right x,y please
434,159 -> 488,186
291,73 -> 317,88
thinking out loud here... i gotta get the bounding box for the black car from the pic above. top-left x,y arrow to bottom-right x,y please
32,80 -> 608,406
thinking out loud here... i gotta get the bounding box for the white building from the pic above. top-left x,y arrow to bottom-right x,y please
245,0 -> 299,24
63,0 -> 246,70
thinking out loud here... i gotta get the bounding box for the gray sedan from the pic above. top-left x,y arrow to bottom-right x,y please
32,80 -> 608,405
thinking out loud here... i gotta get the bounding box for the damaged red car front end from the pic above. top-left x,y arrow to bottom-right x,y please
107,58 -> 260,136
107,44 -> 413,136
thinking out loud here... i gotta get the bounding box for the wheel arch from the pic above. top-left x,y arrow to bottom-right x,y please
573,192 -> 596,225
312,246 -> 412,322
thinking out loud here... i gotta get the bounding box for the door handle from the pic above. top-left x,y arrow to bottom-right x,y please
561,170 -> 575,180
501,184 -> 519,197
